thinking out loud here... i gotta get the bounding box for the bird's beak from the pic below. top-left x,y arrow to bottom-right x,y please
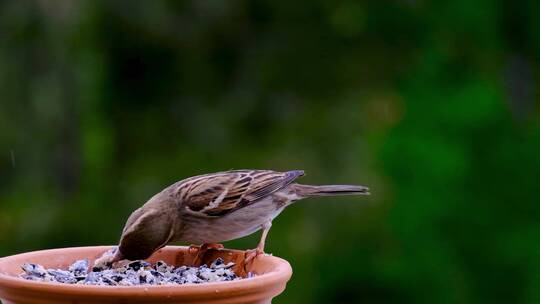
110,249 -> 124,263
93,247 -> 125,269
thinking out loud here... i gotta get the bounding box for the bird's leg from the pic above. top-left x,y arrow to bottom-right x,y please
205,243 -> 225,250
245,221 -> 272,264
189,243 -> 224,265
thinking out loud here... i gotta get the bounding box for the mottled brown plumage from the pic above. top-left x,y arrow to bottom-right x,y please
106,169 -> 369,263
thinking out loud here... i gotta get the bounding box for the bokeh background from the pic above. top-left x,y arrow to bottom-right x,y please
1,1 -> 540,303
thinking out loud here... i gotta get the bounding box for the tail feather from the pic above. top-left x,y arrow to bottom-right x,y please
293,184 -> 370,197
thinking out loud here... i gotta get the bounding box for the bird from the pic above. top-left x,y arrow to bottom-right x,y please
95,169 -> 369,267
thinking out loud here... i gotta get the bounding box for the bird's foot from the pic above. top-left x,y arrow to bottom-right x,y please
205,243 -> 225,250
189,243 -> 224,265
189,243 -> 224,253
188,244 -> 199,255
244,247 -> 265,265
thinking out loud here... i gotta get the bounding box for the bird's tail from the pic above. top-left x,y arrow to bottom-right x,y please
292,184 -> 370,197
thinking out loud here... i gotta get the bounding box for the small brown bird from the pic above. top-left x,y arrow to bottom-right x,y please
97,169 -> 369,266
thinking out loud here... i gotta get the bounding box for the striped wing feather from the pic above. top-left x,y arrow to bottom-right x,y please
180,170 -> 304,217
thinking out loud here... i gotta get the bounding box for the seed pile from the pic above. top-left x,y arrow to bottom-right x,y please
20,258 -> 245,286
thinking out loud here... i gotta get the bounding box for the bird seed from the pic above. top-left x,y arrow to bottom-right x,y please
20,258 -> 246,286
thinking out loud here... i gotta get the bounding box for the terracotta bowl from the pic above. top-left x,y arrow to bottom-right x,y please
0,246 -> 292,304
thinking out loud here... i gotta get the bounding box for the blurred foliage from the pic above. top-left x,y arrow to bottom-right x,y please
1,1 -> 540,303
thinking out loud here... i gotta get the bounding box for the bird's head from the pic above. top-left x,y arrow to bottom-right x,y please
117,197 -> 176,261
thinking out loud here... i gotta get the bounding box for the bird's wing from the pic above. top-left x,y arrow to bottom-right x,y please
176,170 -> 304,217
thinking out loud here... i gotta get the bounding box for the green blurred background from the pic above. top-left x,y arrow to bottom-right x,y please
1,1 -> 540,303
